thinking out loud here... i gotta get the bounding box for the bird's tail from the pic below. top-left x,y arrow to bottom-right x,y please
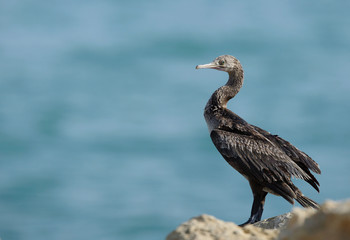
296,194 -> 319,209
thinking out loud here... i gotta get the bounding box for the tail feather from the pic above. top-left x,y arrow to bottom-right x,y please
296,195 -> 319,209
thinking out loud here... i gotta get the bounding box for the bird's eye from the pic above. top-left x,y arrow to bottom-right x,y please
218,60 -> 225,65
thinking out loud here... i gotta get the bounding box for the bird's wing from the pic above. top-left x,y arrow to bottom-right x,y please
210,129 -> 312,184
252,125 -> 321,174
251,125 -> 321,191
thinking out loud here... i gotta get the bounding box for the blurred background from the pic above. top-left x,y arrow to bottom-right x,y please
1,0 -> 350,239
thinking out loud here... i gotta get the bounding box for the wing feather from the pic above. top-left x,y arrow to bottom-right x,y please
251,125 -> 321,191
210,129 -> 312,184
252,125 -> 321,174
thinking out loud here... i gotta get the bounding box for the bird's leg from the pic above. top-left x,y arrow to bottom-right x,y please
239,186 -> 267,227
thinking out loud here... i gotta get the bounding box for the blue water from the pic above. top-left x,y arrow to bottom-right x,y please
1,1 -> 350,239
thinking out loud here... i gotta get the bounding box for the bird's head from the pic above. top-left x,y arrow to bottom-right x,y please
196,55 -> 242,74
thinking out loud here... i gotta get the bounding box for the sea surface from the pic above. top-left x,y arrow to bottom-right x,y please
1,1 -> 350,239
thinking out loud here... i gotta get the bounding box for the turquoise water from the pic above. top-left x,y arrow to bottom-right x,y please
1,1 -> 350,239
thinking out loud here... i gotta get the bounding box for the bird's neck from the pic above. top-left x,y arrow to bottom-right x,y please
208,71 -> 244,108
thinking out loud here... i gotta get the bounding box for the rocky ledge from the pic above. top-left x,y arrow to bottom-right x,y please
166,200 -> 350,240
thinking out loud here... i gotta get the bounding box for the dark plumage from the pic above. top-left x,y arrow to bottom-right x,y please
196,55 -> 321,226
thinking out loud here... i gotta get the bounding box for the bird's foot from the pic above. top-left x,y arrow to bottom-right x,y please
238,217 -> 259,227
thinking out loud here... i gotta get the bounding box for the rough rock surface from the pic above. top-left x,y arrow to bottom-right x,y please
278,200 -> 350,240
166,200 -> 350,240
166,214 -> 279,240
253,212 -> 292,229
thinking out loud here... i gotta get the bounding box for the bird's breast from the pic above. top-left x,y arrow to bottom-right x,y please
204,104 -> 222,133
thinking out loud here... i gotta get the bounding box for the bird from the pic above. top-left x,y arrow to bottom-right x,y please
195,55 -> 321,226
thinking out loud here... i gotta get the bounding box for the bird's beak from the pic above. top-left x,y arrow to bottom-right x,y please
196,62 -> 217,70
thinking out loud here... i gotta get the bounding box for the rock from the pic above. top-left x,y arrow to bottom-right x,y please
253,212 -> 293,229
166,200 -> 350,240
278,200 -> 350,240
166,214 -> 279,240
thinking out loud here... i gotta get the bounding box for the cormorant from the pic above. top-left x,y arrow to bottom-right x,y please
196,55 -> 321,226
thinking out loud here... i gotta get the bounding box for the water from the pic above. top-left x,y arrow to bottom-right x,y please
1,1 -> 350,239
